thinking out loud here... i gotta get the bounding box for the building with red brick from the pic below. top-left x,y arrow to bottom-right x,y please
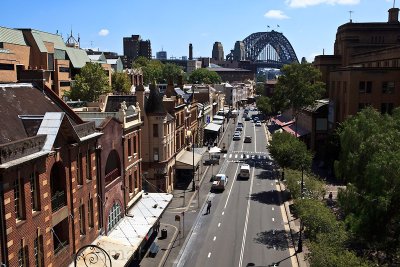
0,83 -> 102,267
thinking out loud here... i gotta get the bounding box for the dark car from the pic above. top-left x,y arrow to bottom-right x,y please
204,158 -> 219,165
245,116 -> 251,121
244,136 -> 252,143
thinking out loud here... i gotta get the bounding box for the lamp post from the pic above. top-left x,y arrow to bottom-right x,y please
74,244 -> 112,267
192,138 -> 195,192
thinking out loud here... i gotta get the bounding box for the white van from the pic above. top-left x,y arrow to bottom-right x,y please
211,174 -> 228,191
239,164 -> 250,179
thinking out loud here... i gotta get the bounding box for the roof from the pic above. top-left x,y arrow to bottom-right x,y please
106,59 -> 118,65
104,95 -> 137,112
0,27 -> 27,46
176,150 -> 202,169
28,29 -> 67,52
204,122 -> 222,132
0,84 -> 64,144
65,47 -> 90,68
145,84 -> 166,114
54,49 -> 66,60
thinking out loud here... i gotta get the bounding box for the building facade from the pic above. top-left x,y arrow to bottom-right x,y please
212,42 -> 224,61
123,35 -> 152,68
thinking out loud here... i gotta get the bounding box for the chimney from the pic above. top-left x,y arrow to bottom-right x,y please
189,43 -> 193,60
388,8 -> 400,23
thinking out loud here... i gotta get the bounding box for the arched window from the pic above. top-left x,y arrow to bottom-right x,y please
107,202 -> 122,232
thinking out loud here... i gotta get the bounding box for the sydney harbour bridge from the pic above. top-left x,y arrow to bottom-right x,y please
226,30 -> 299,69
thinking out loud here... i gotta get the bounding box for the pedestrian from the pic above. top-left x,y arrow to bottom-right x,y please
206,200 -> 212,214
328,192 -> 333,205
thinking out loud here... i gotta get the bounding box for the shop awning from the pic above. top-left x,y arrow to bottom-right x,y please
282,124 -> 310,138
204,122 -> 222,132
213,115 -> 225,120
213,120 -> 224,125
271,115 -> 295,127
176,150 -> 202,169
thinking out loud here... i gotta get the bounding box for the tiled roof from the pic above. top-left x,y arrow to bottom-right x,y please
65,47 -> 90,68
0,83 -> 63,144
0,27 -> 27,46
145,84 -> 166,114
104,95 -> 137,112
54,49 -> 66,60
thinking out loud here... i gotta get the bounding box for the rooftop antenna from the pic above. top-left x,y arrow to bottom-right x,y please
349,10 -> 354,23
394,0 -> 396,8
90,41 -> 94,48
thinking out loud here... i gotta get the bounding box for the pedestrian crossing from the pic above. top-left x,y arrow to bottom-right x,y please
223,151 -> 270,159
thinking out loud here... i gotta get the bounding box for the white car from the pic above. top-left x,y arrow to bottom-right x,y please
255,121 -> 262,127
233,133 -> 241,140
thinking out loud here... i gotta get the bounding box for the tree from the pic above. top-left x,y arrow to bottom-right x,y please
255,83 -> 265,96
111,72 -> 131,94
255,95 -> 273,120
285,169 -> 325,200
188,68 -> 222,84
269,131 -> 312,180
271,62 -> 325,131
132,56 -> 163,85
67,62 -> 111,102
162,63 -> 183,84
336,107 -> 400,262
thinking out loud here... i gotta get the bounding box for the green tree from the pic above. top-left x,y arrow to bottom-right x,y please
162,63 -> 183,84
188,68 -> 222,84
285,169 -> 326,200
336,107 -> 400,261
132,56 -> 163,85
255,95 -> 272,120
271,62 -> 325,130
67,62 -> 111,102
255,83 -> 265,96
111,72 -> 131,94
269,132 -> 312,180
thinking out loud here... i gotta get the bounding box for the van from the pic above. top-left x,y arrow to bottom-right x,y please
239,164 -> 250,179
211,174 -> 228,191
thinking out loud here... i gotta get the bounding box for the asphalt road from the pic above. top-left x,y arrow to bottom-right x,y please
174,109 -> 297,267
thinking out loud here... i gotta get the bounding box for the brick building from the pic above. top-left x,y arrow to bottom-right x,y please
0,83 -> 102,267
313,7 -> 400,126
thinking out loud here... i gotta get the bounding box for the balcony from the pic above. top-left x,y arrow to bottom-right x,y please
105,168 -> 120,185
51,191 -> 67,212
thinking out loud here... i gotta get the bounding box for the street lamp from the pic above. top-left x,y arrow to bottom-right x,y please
297,167 -> 305,253
74,244 -> 112,266
192,137 -> 196,192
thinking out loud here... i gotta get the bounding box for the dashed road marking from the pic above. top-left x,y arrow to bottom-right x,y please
222,211 -> 224,215
272,217 -> 275,222
218,223 -> 221,227
213,236 -> 216,241
208,252 -> 211,258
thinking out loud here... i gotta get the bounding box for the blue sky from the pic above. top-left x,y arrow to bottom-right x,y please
1,0 -> 395,62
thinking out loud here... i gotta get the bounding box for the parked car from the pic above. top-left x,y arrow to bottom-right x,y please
236,126 -> 243,131
245,116 -> 251,121
255,121 -> 262,127
244,136 -> 252,143
238,122 -> 244,127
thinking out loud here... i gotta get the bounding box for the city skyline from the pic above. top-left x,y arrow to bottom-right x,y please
1,0 -> 395,62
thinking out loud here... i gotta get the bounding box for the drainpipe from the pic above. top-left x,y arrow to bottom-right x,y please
95,142 -> 103,232
0,181 -> 8,266
121,135 -> 127,215
68,145 -> 77,253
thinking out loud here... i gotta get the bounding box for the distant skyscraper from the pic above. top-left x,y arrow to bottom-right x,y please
212,42 -> 224,61
189,43 -> 193,60
156,50 -> 167,59
233,41 -> 245,61
123,35 -> 152,68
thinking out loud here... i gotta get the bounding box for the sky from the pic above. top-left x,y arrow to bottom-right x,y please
1,0 -> 395,62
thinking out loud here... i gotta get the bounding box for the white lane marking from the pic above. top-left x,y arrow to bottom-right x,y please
272,218 -> 275,222
235,154 -> 238,159
218,223 -> 221,227
223,154 -> 227,158
272,207 -> 274,211
208,252 -> 211,258
213,236 -> 216,241
229,154 -> 233,159
222,211 -> 224,215
238,165 -> 255,267
223,163 -> 240,209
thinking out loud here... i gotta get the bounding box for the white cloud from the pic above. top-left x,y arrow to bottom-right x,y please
264,10 -> 290,19
286,0 -> 359,8
98,29 -> 109,36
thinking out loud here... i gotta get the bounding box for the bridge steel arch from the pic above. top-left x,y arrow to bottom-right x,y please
227,30 -> 299,68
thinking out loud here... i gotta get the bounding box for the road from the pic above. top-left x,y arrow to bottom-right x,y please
174,108 -> 297,267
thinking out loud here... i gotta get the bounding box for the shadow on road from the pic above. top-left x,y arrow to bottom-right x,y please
253,229 -> 291,251
255,170 -> 278,180
249,190 -> 281,205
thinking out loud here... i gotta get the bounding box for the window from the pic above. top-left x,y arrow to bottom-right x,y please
133,135 -> 137,154
128,138 -> 132,157
30,172 -> 40,211
59,67 -> 69,73
34,236 -> 43,267
128,174 -> 133,193
77,153 -> 83,185
17,240 -> 26,267
153,124 -> 159,137
59,81 -> 70,87
382,81 -> 395,94
88,198 -> 94,228
381,103 -> 394,114
0,63 -> 14,70
86,150 -> 92,180
359,81 -> 372,93
153,148 -> 159,162
134,170 -> 139,191
79,204 -> 85,235
107,203 -> 122,231
14,178 -> 22,220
